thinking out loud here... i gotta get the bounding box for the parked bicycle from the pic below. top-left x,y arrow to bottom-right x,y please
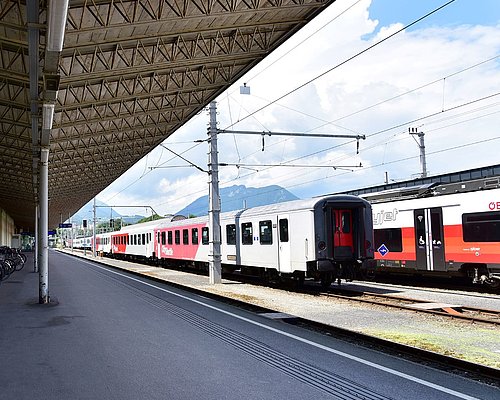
0,246 -> 26,282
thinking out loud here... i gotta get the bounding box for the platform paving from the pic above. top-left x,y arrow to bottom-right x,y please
59,249 -> 500,371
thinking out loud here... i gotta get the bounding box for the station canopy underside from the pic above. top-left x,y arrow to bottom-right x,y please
0,0 -> 335,232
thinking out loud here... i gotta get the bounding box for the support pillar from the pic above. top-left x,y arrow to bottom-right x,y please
93,197 -> 96,257
34,204 -> 39,273
39,147 -> 49,303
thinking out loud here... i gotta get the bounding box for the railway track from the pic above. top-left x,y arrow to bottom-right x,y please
314,286 -> 500,326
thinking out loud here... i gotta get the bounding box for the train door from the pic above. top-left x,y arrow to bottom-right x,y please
414,208 -> 445,271
332,209 -> 354,260
277,216 -> 290,272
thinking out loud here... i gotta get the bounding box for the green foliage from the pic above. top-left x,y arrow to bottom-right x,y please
137,214 -> 163,224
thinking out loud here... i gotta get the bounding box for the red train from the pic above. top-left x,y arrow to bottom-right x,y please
364,177 -> 500,288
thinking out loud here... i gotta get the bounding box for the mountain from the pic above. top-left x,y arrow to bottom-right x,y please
176,185 -> 299,217
67,199 -> 121,225
68,200 -> 145,226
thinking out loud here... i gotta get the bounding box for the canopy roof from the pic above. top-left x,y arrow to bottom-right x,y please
0,0 -> 336,232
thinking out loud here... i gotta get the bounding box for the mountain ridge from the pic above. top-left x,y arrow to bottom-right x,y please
176,184 -> 299,217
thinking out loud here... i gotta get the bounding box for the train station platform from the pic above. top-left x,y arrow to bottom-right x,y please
57,248 -> 500,371
1,249 -> 499,400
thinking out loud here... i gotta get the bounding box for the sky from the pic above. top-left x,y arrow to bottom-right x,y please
95,0 -> 500,217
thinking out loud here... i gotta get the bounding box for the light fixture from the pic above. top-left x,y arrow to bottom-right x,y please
42,103 -> 55,130
46,0 -> 70,52
40,147 -> 50,164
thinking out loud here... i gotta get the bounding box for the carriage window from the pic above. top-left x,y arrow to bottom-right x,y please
279,219 -> 289,242
134,235 -> 137,245
202,227 -> 209,245
192,228 -> 198,245
226,224 -> 236,245
161,231 -> 166,245
259,220 -> 273,245
175,230 -> 180,245
463,211 -> 500,242
168,231 -> 173,245
183,229 -> 189,245
374,228 -> 403,252
341,212 -> 351,233
242,222 -> 253,245
138,234 -> 141,245
142,233 -> 146,244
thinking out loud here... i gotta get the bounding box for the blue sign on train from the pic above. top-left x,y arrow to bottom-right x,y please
59,223 -> 73,228
377,244 -> 389,257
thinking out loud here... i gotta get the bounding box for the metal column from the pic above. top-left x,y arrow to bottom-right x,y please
93,197 -> 96,257
34,205 -> 39,272
208,101 -> 222,284
39,148 -> 49,303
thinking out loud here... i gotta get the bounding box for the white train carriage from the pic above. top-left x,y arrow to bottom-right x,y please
72,236 -> 92,250
95,232 -> 112,255
155,195 -> 374,286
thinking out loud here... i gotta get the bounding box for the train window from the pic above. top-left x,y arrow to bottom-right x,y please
279,219 -> 289,242
134,235 -> 137,245
175,230 -> 180,245
462,211 -> 500,242
374,228 -> 403,252
202,227 -> 209,245
142,233 -> 146,244
183,229 -> 189,245
341,212 -> 351,233
168,231 -> 173,245
161,231 -> 166,245
259,220 -> 273,245
226,224 -> 236,245
242,222 -> 253,245
192,228 -> 199,245
138,235 -> 141,245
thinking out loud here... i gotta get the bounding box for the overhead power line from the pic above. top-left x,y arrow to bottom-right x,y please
225,0 -> 457,130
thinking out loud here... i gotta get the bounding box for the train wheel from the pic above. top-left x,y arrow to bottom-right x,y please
320,272 -> 333,289
485,278 -> 500,290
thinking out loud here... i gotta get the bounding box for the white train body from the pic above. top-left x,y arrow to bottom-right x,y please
94,195 -> 374,284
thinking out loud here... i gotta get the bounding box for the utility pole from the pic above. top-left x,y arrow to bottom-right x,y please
153,103 -> 365,284
409,127 -> 428,178
208,101 -> 222,284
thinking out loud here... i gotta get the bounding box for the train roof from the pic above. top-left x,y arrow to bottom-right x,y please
97,195 -> 369,234
224,194 -> 369,219
359,176 -> 500,203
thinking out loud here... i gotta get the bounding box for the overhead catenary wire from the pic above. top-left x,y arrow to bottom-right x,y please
224,0 -> 457,130
106,0 -> 498,214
